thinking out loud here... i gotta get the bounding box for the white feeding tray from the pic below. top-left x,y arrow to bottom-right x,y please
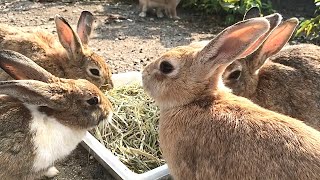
81,71 -> 170,180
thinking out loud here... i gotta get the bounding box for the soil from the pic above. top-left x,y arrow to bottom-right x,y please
0,0 -> 316,179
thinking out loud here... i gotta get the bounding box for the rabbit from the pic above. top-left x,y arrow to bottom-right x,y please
142,17 -> 320,180
222,12 -> 320,129
0,11 -> 113,89
138,0 -> 181,19
0,49 -> 113,180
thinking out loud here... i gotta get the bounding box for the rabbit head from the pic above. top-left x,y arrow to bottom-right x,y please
142,16 -> 320,180
223,16 -> 299,97
143,17 -> 270,108
0,49 -> 113,129
0,49 -> 113,179
53,11 -> 113,88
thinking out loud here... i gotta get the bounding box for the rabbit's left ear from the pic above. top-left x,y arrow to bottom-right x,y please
0,50 -> 56,83
0,80 -> 65,109
55,15 -> 84,61
77,11 -> 94,46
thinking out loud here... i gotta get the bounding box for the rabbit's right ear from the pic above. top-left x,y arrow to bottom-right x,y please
243,6 -> 261,20
196,18 -> 270,74
0,80 -> 65,109
55,15 -> 84,60
0,50 -> 56,82
239,13 -> 282,58
77,11 -> 94,46
249,18 -> 299,72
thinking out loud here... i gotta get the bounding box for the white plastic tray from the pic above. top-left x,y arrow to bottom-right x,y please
81,72 -> 170,180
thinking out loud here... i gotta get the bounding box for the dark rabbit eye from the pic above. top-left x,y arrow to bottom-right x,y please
90,68 -> 100,77
86,96 -> 99,106
228,70 -> 241,80
160,61 -> 174,74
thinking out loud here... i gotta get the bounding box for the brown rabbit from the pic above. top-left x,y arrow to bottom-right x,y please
139,0 -> 181,19
0,11 -> 113,89
142,17 -> 320,180
0,50 -> 113,179
222,14 -> 320,129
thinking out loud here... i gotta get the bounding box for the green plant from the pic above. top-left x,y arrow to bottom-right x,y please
182,0 -> 274,24
296,0 -> 320,42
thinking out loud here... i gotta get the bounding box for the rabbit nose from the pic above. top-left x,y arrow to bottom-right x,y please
105,80 -> 114,90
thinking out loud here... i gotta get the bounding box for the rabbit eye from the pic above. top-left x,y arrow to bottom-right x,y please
90,68 -> 100,77
228,70 -> 241,80
86,96 -> 99,106
160,61 -> 174,74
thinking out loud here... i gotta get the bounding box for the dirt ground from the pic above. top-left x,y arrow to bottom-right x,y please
0,0 -> 316,179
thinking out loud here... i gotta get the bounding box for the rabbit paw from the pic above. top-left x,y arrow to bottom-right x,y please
156,11 -> 164,18
139,12 -> 147,17
172,16 -> 180,20
44,166 -> 60,178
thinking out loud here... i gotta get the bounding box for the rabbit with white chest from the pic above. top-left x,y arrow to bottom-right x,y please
0,50 -> 113,180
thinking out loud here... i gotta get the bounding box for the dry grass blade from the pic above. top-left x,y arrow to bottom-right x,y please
93,83 -> 165,174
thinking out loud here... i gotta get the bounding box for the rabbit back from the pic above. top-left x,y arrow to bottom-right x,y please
0,95 -> 37,179
160,93 -> 320,180
250,44 -> 320,128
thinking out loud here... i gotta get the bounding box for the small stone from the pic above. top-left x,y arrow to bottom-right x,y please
118,36 -> 126,40
49,17 -> 54,21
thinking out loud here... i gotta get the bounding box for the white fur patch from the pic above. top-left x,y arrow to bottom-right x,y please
26,105 -> 86,172
217,77 -> 232,93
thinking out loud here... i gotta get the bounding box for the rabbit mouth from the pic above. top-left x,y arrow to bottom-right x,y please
96,111 -> 112,125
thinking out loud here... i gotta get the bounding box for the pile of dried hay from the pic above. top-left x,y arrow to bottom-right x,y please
94,83 -> 165,174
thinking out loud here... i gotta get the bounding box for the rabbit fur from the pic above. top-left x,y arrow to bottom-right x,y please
139,0 -> 181,19
142,17 -> 320,180
0,50 -> 113,180
222,11 -> 320,129
0,11 -> 113,88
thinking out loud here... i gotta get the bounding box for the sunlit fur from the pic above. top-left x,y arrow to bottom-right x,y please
143,18 -> 320,180
139,0 -> 181,19
223,21 -> 320,130
0,15 -> 113,88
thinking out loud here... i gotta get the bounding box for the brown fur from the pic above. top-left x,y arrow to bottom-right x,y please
0,11 -> 113,88
139,0 -> 181,19
0,50 -> 113,179
142,18 -> 320,180
223,18 -> 320,129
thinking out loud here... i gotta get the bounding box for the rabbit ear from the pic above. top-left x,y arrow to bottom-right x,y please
243,6 -> 261,20
238,13 -> 282,58
55,15 -> 84,60
249,18 -> 299,72
0,80 -> 64,109
0,50 -> 56,82
77,11 -> 94,46
196,18 -> 270,72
